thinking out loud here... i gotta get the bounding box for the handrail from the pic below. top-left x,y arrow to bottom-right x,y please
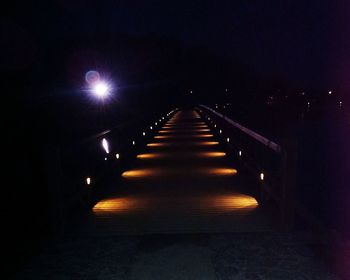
199,105 -> 282,153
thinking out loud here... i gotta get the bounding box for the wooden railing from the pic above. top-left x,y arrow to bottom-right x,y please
198,105 -> 297,230
48,108 -> 179,230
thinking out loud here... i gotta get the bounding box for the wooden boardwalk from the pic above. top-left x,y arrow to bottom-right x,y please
17,110 -> 341,280
82,110 -> 276,235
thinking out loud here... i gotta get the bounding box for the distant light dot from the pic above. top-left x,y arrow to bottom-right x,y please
226,137 -> 230,143
260,172 -> 264,181
116,153 -> 120,159
132,141 -> 135,145
86,177 -> 91,185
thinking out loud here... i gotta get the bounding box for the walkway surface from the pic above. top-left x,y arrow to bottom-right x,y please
87,109 -> 274,235
14,110 -> 344,279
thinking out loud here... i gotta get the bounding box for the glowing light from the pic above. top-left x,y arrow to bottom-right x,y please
143,132 -> 146,136
93,197 -> 141,214
116,153 -> 120,159
214,124 -> 217,128
150,126 -> 153,130
93,81 -> 110,98
328,91 -> 332,95
147,142 -> 166,147
219,130 -> 222,134
339,101 -> 342,107
137,153 -> 165,159
159,129 -> 210,133
154,135 -> 172,139
201,141 -> 219,145
208,168 -> 238,175
122,169 -> 161,178
102,138 -> 109,154
226,137 -> 230,143
86,177 -> 91,185
210,194 -> 258,211
104,157 -> 107,161
132,141 -> 136,145
154,134 -> 213,139
199,152 -> 226,157
155,122 -> 158,126
195,134 -> 214,138
163,125 -> 208,129
239,150 -> 242,157
260,172 -> 265,181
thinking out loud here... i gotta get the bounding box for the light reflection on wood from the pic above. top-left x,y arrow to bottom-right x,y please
200,141 -> 219,145
164,124 -> 208,128
198,152 -> 226,157
207,194 -> 258,211
147,141 -> 219,147
137,153 -> 166,159
154,134 -> 214,139
122,169 -> 161,178
92,194 -> 258,215
207,168 -> 238,175
147,142 -> 168,147
93,197 -> 144,214
159,129 -> 210,133
121,167 -> 237,178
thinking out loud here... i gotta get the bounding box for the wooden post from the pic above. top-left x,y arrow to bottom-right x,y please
280,134 -> 297,230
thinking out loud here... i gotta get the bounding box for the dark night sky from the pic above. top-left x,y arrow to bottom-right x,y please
2,0 -> 350,92
109,1 -> 333,86
47,0 -> 347,89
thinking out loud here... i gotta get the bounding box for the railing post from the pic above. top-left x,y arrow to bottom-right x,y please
281,133 -> 297,230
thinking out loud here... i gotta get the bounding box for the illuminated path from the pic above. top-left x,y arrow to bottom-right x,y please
88,110 -> 275,235
18,110 -> 338,280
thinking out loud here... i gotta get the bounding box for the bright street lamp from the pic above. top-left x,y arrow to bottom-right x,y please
93,82 -> 110,98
